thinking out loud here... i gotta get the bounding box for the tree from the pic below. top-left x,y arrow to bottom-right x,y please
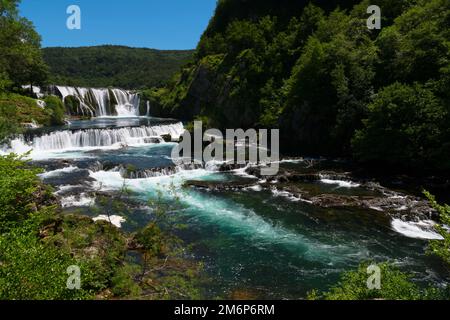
375,0 -> 450,85
0,0 -> 19,18
281,9 -> 377,155
352,83 -> 448,173
0,0 -> 48,87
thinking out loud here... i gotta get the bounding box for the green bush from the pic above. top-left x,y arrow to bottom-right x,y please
0,219 -> 91,300
44,95 -> 65,125
424,191 -> 450,266
0,154 -> 93,299
0,153 -> 49,232
0,93 -> 54,141
309,262 -> 439,300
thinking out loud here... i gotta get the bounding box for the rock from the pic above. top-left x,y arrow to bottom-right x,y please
21,122 -> 42,129
143,137 -> 162,144
185,179 -> 259,191
160,134 -> 172,142
308,194 -> 360,208
217,162 -> 246,172
120,166 -> 178,179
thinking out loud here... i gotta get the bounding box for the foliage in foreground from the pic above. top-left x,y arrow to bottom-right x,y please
0,154 -> 91,299
0,154 -> 203,300
309,262 -> 449,300
424,191 -> 450,266
311,192 -> 450,301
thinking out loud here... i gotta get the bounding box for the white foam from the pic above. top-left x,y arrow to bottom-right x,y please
391,219 -> 443,240
271,188 -> 312,203
232,165 -> 257,179
204,160 -> 225,171
279,159 -> 305,164
1,123 -> 184,159
320,179 -> 360,188
93,215 -> 126,228
55,184 -> 84,195
39,166 -> 80,179
87,167 -> 357,263
246,185 -> 263,192
60,194 -> 95,208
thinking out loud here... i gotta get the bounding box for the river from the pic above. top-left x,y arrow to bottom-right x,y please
1,116 -> 448,299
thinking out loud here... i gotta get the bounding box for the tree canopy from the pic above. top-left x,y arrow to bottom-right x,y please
43,46 -> 194,89
0,0 -> 48,90
151,0 -> 450,176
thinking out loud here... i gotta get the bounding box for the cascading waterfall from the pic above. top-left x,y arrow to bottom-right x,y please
146,101 -> 151,117
118,163 -> 204,179
56,86 -> 92,116
55,86 -> 141,117
2,122 -> 185,154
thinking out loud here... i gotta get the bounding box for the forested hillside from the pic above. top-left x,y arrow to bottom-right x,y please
43,46 -> 194,89
148,0 -> 450,176
0,0 -> 65,141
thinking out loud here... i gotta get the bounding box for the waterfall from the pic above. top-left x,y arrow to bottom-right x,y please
111,89 -> 140,117
118,163 -> 203,179
22,85 -> 44,98
146,101 -> 151,117
56,86 -> 93,117
55,86 -> 141,117
2,122 -> 185,154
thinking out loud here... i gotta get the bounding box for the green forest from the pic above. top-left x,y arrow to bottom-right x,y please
43,46 -> 193,89
0,0 -> 449,301
148,0 -> 450,176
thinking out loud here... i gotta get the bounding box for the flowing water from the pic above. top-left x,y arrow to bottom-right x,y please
2,117 -> 448,299
54,86 -> 141,117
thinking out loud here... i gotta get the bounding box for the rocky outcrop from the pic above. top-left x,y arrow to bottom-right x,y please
245,166 -> 354,183
118,163 -> 203,179
183,163 -> 439,222
184,179 -> 259,191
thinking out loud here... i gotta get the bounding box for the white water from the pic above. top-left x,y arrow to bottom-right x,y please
320,178 -> 361,188
60,194 -> 96,208
88,168 -> 357,263
146,101 -> 151,117
22,85 -> 44,98
55,86 -> 140,117
1,122 -> 185,158
38,166 -> 80,179
391,219 -> 443,240
271,188 -> 313,203
93,215 -> 126,228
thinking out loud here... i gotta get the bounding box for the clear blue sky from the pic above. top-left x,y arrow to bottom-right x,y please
19,0 -> 217,50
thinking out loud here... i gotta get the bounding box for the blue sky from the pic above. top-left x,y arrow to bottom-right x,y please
19,0 -> 217,50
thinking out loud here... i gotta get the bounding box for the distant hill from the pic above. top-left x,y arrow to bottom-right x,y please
42,46 -> 194,89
